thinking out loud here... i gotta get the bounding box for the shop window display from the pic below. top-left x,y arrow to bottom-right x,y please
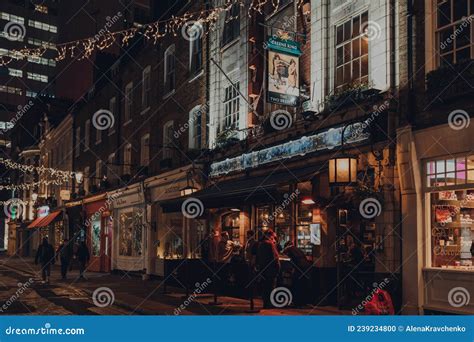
257,205 -> 271,231
427,156 -> 474,269
430,189 -> 474,269
91,217 -> 101,257
222,212 -> 240,242
119,209 -> 144,257
163,213 -> 183,259
296,204 -> 313,255
275,207 -> 291,251
297,181 -> 314,255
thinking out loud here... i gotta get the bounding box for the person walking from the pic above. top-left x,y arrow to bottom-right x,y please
76,241 -> 90,280
56,239 -> 73,280
283,241 -> 312,307
217,231 -> 239,263
35,237 -> 55,284
256,229 -> 280,309
208,230 -> 220,264
244,230 -> 258,270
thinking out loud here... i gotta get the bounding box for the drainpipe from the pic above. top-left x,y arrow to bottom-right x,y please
406,0 -> 415,126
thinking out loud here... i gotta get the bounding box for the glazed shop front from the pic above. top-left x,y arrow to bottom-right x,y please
163,121 -> 402,308
109,184 -> 147,272
83,194 -> 113,273
397,124 -> 474,314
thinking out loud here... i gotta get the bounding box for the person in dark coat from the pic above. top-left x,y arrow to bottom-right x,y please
244,230 -> 258,270
56,239 -> 73,280
283,241 -> 312,307
76,241 -> 90,279
35,237 -> 55,284
256,229 -> 281,308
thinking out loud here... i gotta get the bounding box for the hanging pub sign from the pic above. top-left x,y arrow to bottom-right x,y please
267,36 -> 302,107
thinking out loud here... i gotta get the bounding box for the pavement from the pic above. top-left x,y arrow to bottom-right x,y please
0,255 -> 349,315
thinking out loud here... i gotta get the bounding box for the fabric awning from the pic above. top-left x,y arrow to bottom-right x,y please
160,164 -> 326,212
27,216 -> 45,229
28,211 -> 62,229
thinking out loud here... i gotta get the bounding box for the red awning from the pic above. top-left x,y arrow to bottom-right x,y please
27,216 -> 45,229
28,211 -> 62,229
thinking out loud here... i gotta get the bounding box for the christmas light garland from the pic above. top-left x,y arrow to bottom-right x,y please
0,180 -> 60,192
0,0 -> 306,67
0,158 -> 76,178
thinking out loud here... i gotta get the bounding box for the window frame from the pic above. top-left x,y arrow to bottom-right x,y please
109,97 -> 117,135
222,4 -> 241,47
189,31 -> 203,74
334,11 -> 370,91
123,143 -> 132,175
163,120 -> 175,160
435,0 -> 474,67
222,82 -> 240,131
84,120 -> 90,151
164,45 -> 176,95
124,82 -> 133,124
140,134 -> 150,167
188,105 -> 203,149
142,66 -> 151,109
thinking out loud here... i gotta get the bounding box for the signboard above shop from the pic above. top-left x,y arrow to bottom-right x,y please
210,119 -> 372,177
267,36 -> 302,107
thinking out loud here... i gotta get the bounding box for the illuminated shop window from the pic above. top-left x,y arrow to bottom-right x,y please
426,155 -> 474,270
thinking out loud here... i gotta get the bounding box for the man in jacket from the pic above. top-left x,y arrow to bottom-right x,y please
257,229 -> 281,308
35,237 -> 55,284
56,239 -> 73,280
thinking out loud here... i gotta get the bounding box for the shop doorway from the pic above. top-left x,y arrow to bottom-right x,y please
335,208 -> 376,309
89,216 -> 113,272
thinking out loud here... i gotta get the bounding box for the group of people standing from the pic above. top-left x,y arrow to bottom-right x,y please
203,228 -> 312,309
34,237 -> 90,284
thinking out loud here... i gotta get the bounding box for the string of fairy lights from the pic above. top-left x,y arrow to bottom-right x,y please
0,158 -> 82,192
0,0 -> 307,67
0,0 -> 308,192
